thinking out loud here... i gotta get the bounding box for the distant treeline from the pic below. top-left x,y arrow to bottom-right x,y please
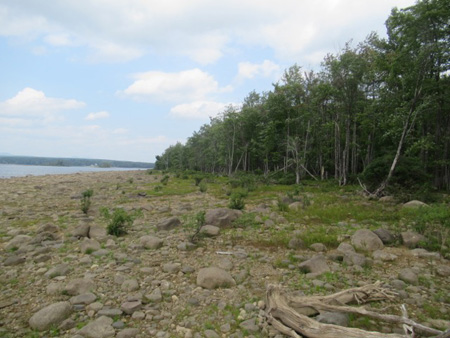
0,156 -> 154,169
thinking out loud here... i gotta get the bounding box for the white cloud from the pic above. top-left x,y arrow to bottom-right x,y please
0,0 -> 417,65
170,101 -> 229,119
85,111 -> 110,120
237,60 -> 280,81
121,68 -> 231,102
0,88 -> 85,124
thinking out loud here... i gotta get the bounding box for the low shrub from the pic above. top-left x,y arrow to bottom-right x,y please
80,189 -> 93,214
229,192 -> 245,210
101,208 -> 138,236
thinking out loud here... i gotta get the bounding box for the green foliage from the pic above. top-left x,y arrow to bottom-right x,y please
160,175 -> 169,186
189,211 -> 206,243
80,189 -> 93,214
198,181 -> 207,193
194,175 -> 203,186
277,198 -> 289,212
231,212 -> 259,228
101,208 -> 138,236
229,192 -> 245,210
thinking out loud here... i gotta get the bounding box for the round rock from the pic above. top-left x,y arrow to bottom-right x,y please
29,301 -> 73,331
197,267 -> 236,289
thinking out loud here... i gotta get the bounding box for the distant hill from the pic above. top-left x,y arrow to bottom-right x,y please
0,155 -> 154,169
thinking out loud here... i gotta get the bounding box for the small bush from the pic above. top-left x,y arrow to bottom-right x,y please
277,198 -> 289,212
80,189 -> 93,214
194,175 -> 203,186
229,192 -> 245,210
190,211 -> 206,243
154,185 -> 163,192
199,181 -> 208,193
161,175 -> 169,186
101,208 -> 136,236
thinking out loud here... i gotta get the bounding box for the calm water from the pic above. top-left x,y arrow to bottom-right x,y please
0,164 -> 146,178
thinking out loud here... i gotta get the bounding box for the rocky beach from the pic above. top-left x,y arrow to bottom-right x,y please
0,170 -> 449,337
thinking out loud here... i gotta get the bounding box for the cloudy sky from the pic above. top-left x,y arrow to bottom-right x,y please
0,0 -> 416,163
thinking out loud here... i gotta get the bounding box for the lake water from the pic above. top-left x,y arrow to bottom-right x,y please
0,164 -> 147,179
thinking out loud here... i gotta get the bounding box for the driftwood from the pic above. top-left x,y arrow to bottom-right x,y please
265,283 -> 444,338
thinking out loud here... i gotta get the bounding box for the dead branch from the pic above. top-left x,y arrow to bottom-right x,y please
265,283 -> 444,338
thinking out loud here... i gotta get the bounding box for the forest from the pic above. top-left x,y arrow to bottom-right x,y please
155,0 -> 450,194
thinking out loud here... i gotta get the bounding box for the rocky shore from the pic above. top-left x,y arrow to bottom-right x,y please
0,171 -> 448,337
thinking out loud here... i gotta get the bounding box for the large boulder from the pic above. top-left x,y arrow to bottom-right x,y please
80,238 -> 101,253
88,225 -> 108,241
156,217 -> 181,231
373,228 -> 396,245
402,200 -> 428,209
5,235 -> 31,250
197,267 -> 236,289
63,278 -> 96,296
78,316 -> 115,338
298,255 -> 330,275
29,301 -> 72,331
351,229 -> 384,252
139,235 -> 163,249
205,208 -> 242,228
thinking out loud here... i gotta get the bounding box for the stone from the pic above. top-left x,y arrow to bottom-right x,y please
351,229 -> 384,252
116,328 -> 140,338
88,225 -> 107,241
177,242 -> 196,251
398,268 -> 419,285
162,263 -> 181,273
121,279 -> 139,292
156,216 -> 181,231
288,238 -> 305,250
373,228 -> 396,245
379,196 -> 394,202
78,316 -> 115,338
200,225 -> 220,237
145,288 -> 162,303
72,223 -> 90,238
298,255 -> 330,275
217,258 -> 233,271
139,235 -> 163,250
403,200 -> 428,208
64,278 -> 95,296
343,252 -> 368,267
121,300 -> 142,315
197,267 -> 236,289
337,243 -> 355,253
401,231 -> 426,249
204,330 -> 220,338
5,235 -> 31,250
411,248 -> 440,259
372,250 -> 397,262
310,243 -> 327,252
315,311 -> 349,327
45,264 -> 70,279
97,308 -> 123,317
204,208 -> 243,228
4,255 -> 26,266
289,202 -> 303,211
70,293 -> 97,305
80,237 -> 101,253
436,265 -> 450,277
239,318 -> 259,333
29,301 -> 72,331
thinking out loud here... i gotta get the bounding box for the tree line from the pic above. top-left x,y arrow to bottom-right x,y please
155,0 -> 450,193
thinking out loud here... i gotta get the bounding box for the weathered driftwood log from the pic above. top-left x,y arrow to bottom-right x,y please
265,283 -> 444,338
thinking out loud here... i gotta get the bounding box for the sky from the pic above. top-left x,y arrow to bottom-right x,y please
0,0 -> 417,163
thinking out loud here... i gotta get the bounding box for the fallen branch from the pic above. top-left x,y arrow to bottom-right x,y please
265,283 -> 444,338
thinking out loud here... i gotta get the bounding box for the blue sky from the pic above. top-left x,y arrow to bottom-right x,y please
0,0 -> 416,163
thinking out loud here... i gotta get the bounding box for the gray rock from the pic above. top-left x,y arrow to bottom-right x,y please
372,250 -> 397,262
88,225 -> 107,241
58,318 -> 76,331
390,279 -> 407,290
145,288 -> 162,303
436,265 -> 450,277
310,243 -> 327,252
239,318 -> 260,333
401,231 -> 426,249
156,217 -> 181,231
97,308 -> 123,317
45,264 -> 70,279
200,225 -> 220,237
6,235 -> 31,250
217,258 -> 233,271
78,316 -> 115,338
351,229 -> 384,252
288,238 -> 305,250
121,300 -> 142,315
140,235 -> 163,250
64,278 -> 95,296
343,252 -> 368,267
80,237 -> 101,253
403,200 -> 428,208
72,223 -> 90,238
177,242 -> 196,251
337,243 -> 355,253
197,267 -> 236,289
373,228 -> 396,245
411,248 -> 440,259
204,208 -> 242,228
70,293 -> 97,305
204,330 -> 220,338
298,255 -> 330,275
162,263 -> 181,274
4,255 -> 26,266
121,279 -> 139,292
116,328 -> 140,338
29,301 -> 72,331
289,201 -> 303,211
398,268 -> 418,285
315,311 -> 349,327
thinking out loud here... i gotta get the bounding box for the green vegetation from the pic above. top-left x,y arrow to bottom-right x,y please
155,0 -> 450,197
80,189 -> 93,214
229,192 -> 245,210
101,208 -> 140,236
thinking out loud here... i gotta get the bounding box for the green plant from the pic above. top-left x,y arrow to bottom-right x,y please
190,211 -> 206,243
101,208 -> 136,236
154,185 -> 163,192
199,181 -> 208,193
277,197 -> 289,212
229,192 -> 245,210
194,175 -> 203,186
80,189 -> 93,214
161,175 -> 169,185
